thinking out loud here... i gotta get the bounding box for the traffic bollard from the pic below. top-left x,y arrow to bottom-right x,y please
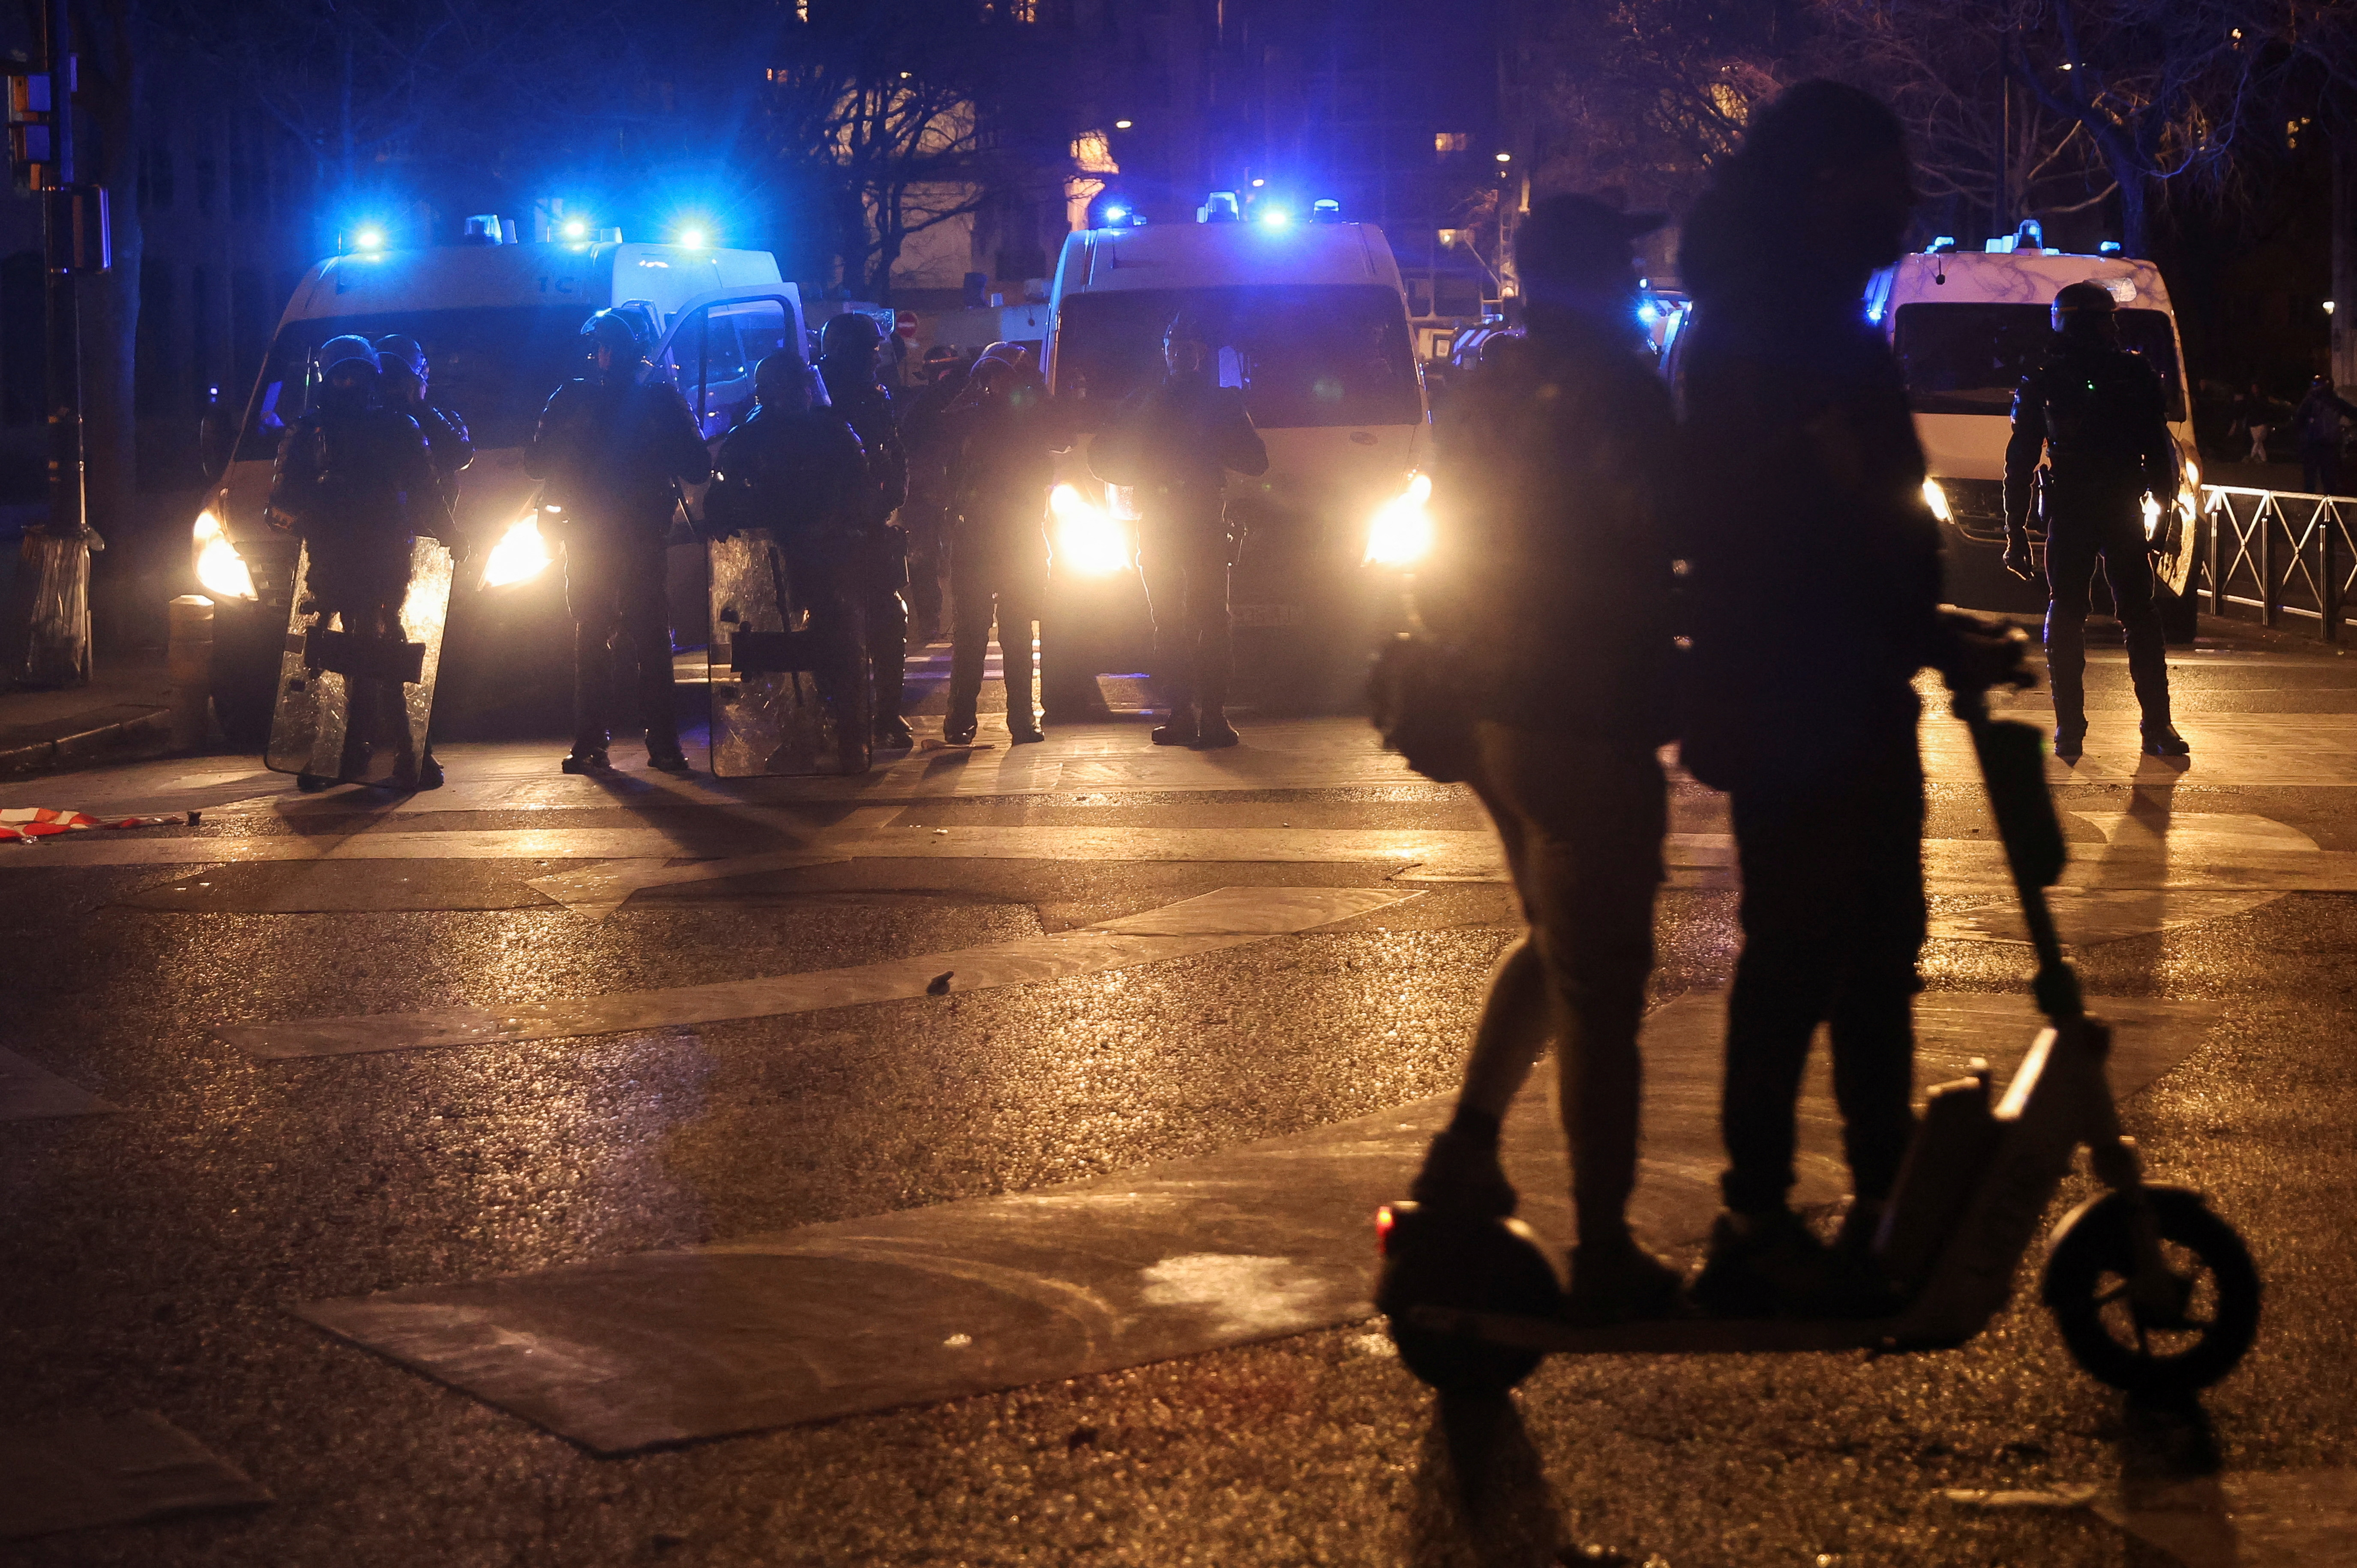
168,593 -> 214,752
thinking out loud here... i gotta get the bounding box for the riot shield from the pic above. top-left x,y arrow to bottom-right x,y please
708,529 -> 872,777
266,537 -> 453,790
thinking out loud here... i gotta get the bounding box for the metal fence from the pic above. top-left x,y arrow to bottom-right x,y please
2203,485 -> 2357,643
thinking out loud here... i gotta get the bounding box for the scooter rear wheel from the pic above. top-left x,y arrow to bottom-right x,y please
2043,1187 -> 2261,1395
1376,1203 -> 1562,1396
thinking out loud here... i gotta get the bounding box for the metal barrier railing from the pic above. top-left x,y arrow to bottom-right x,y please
2203,485 -> 2356,642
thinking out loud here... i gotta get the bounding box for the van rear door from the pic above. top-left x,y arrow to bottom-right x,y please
648,286 -> 809,441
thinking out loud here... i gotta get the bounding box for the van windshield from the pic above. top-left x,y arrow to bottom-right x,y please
1055,284 -> 1421,429
1893,302 -> 2186,420
237,304 -> 596,460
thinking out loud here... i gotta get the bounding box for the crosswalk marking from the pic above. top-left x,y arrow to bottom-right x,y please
0,1047 -> 115,1120
216,886 -> 1419,1059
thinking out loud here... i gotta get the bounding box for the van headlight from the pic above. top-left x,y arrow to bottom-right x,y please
482,507 -> 556,589
191,508 -> 257,600
1049,483 -> 1131,576
1363,472 -> 1435,568
1920,478 -> 1953,523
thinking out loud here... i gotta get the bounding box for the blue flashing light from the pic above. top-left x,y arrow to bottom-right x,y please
1259,207 -> 1291,228
1929,235 -> 1957,254
1103,203 -> 1129,225
676,226 -> 708,250
352,227 -> 387,252
1310,198 -> 1341,223
562,217 -> 590,240
1637,301 -> 1659,325
2098,239 -> 2124,256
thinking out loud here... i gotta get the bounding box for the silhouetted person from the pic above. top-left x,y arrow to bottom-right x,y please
2292,375 -> 2357,497
897,343 -> 969,641
373,333 -> 473,789
264,334 -> 436,790
1406,194 -> 1685,1323
527,309 -> 711,775
941,344 -> 1073,744
1088,314 -> 1267,748
2004,281 -> 2185,758
818,313 -> 915,748
707,350 -> 871,768
1677,80 -> 2019,1315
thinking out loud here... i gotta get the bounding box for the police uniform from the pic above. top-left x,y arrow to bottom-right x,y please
2004,286 -> 2180,754
942,360 -> 1071,742
819,320 -> 913,746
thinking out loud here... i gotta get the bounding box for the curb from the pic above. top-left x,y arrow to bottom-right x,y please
0,703 -> 175,778
2194,613 -> 2352,658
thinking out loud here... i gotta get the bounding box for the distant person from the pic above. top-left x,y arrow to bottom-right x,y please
526,309 -> 711,775
1677,80 -> 2024,1315
2004,281 -> 2185,758
1404,194 -> 1685,1323
1086,314 -> 1267,748
374,333 -> 473,789
818,313 -> 915,748
707,350 -> 872,768
2292,375 -> 2357,497
941,343 -> 1072,744
2237,382 -> 2275,464
264,335 -> 437,790
897,344 -> 971,642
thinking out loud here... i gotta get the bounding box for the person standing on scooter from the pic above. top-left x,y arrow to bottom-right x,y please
818,313 -> 915,750
1401,194 -> 1685,1323
2003,282 -> 2187,759
1678,81 -> 2022,1315
1087,315 -> 1267,748
941,344 -> 1072,744
526,309 -> 711,775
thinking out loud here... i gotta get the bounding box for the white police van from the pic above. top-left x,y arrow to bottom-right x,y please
1037,197 -> 1428,709
191,231 -> 802,742
1867,238 -> 2201,623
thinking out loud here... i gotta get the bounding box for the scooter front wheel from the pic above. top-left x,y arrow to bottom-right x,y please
1376,1203 -> 1561,1396
2043,1187 -> 2260,1396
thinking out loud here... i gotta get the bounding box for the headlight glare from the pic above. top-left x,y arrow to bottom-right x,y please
1050,483 -> 1130,576
482,513 -> 555,589
1363,471 -> 1435,568
1920,477 -> 1953,523
191,509 -> 257,600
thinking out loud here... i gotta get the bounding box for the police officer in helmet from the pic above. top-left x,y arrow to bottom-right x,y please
2005,280 -> 2186,758
527,308 -> 712,774
817,312 -> 915,748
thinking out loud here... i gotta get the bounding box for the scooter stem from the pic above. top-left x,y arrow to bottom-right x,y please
1955,688 -> 2084,1025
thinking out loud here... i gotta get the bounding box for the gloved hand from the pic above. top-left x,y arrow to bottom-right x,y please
1934,606 -> 2036,697
2003,530 -> 2036,582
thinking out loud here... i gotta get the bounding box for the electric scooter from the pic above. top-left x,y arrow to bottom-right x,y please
1376,686 -> 2262,1398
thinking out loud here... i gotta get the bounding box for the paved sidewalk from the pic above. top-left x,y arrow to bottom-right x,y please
0,650 -> 177,779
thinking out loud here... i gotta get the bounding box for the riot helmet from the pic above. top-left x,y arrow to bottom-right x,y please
582,309 -> 648,377
819,311 -> 884,367
2051,281 -> 2119,338
374,335 -> 427,379
1164,312 -> 1211,376
318,335 -> 381,408
753,349 -> 818,413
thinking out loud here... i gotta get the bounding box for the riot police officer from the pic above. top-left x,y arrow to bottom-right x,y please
264,334 -> 437,790
2004,281 -> 2186,758
708,350 -> 872,769
527,309 -> 711,775
817,313 -> 915,748
374,334 -> 472,790
1087,314 -> 1267,748
942,345 -> 1072,744
897,344 -> 969,641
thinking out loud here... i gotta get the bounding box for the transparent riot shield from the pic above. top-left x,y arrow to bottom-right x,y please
708,529 -> 871,777
265,537 -> 453,789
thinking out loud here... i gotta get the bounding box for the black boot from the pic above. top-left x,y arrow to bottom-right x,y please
1190,703 -> 1239,749
1151,706 -> 1197,746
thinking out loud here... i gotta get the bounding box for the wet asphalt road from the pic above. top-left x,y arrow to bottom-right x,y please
4,632 -> 2357,1566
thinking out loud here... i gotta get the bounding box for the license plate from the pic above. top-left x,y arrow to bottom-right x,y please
1231,602 -> 1305,628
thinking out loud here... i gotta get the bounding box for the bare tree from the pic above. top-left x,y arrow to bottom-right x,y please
760,0 -> 1084,298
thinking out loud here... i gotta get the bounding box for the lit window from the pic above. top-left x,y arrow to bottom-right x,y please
1434,132 -> 1470,154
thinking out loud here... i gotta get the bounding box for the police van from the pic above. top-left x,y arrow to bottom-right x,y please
191,232 -> 803,741
1866,240 -> 2202,623
1038,199 -> 1428,709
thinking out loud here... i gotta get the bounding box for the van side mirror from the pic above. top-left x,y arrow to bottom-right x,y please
198,385 -> 236,482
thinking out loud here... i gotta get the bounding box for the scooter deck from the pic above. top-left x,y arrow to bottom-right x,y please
1402,1302 -> 1966,1357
